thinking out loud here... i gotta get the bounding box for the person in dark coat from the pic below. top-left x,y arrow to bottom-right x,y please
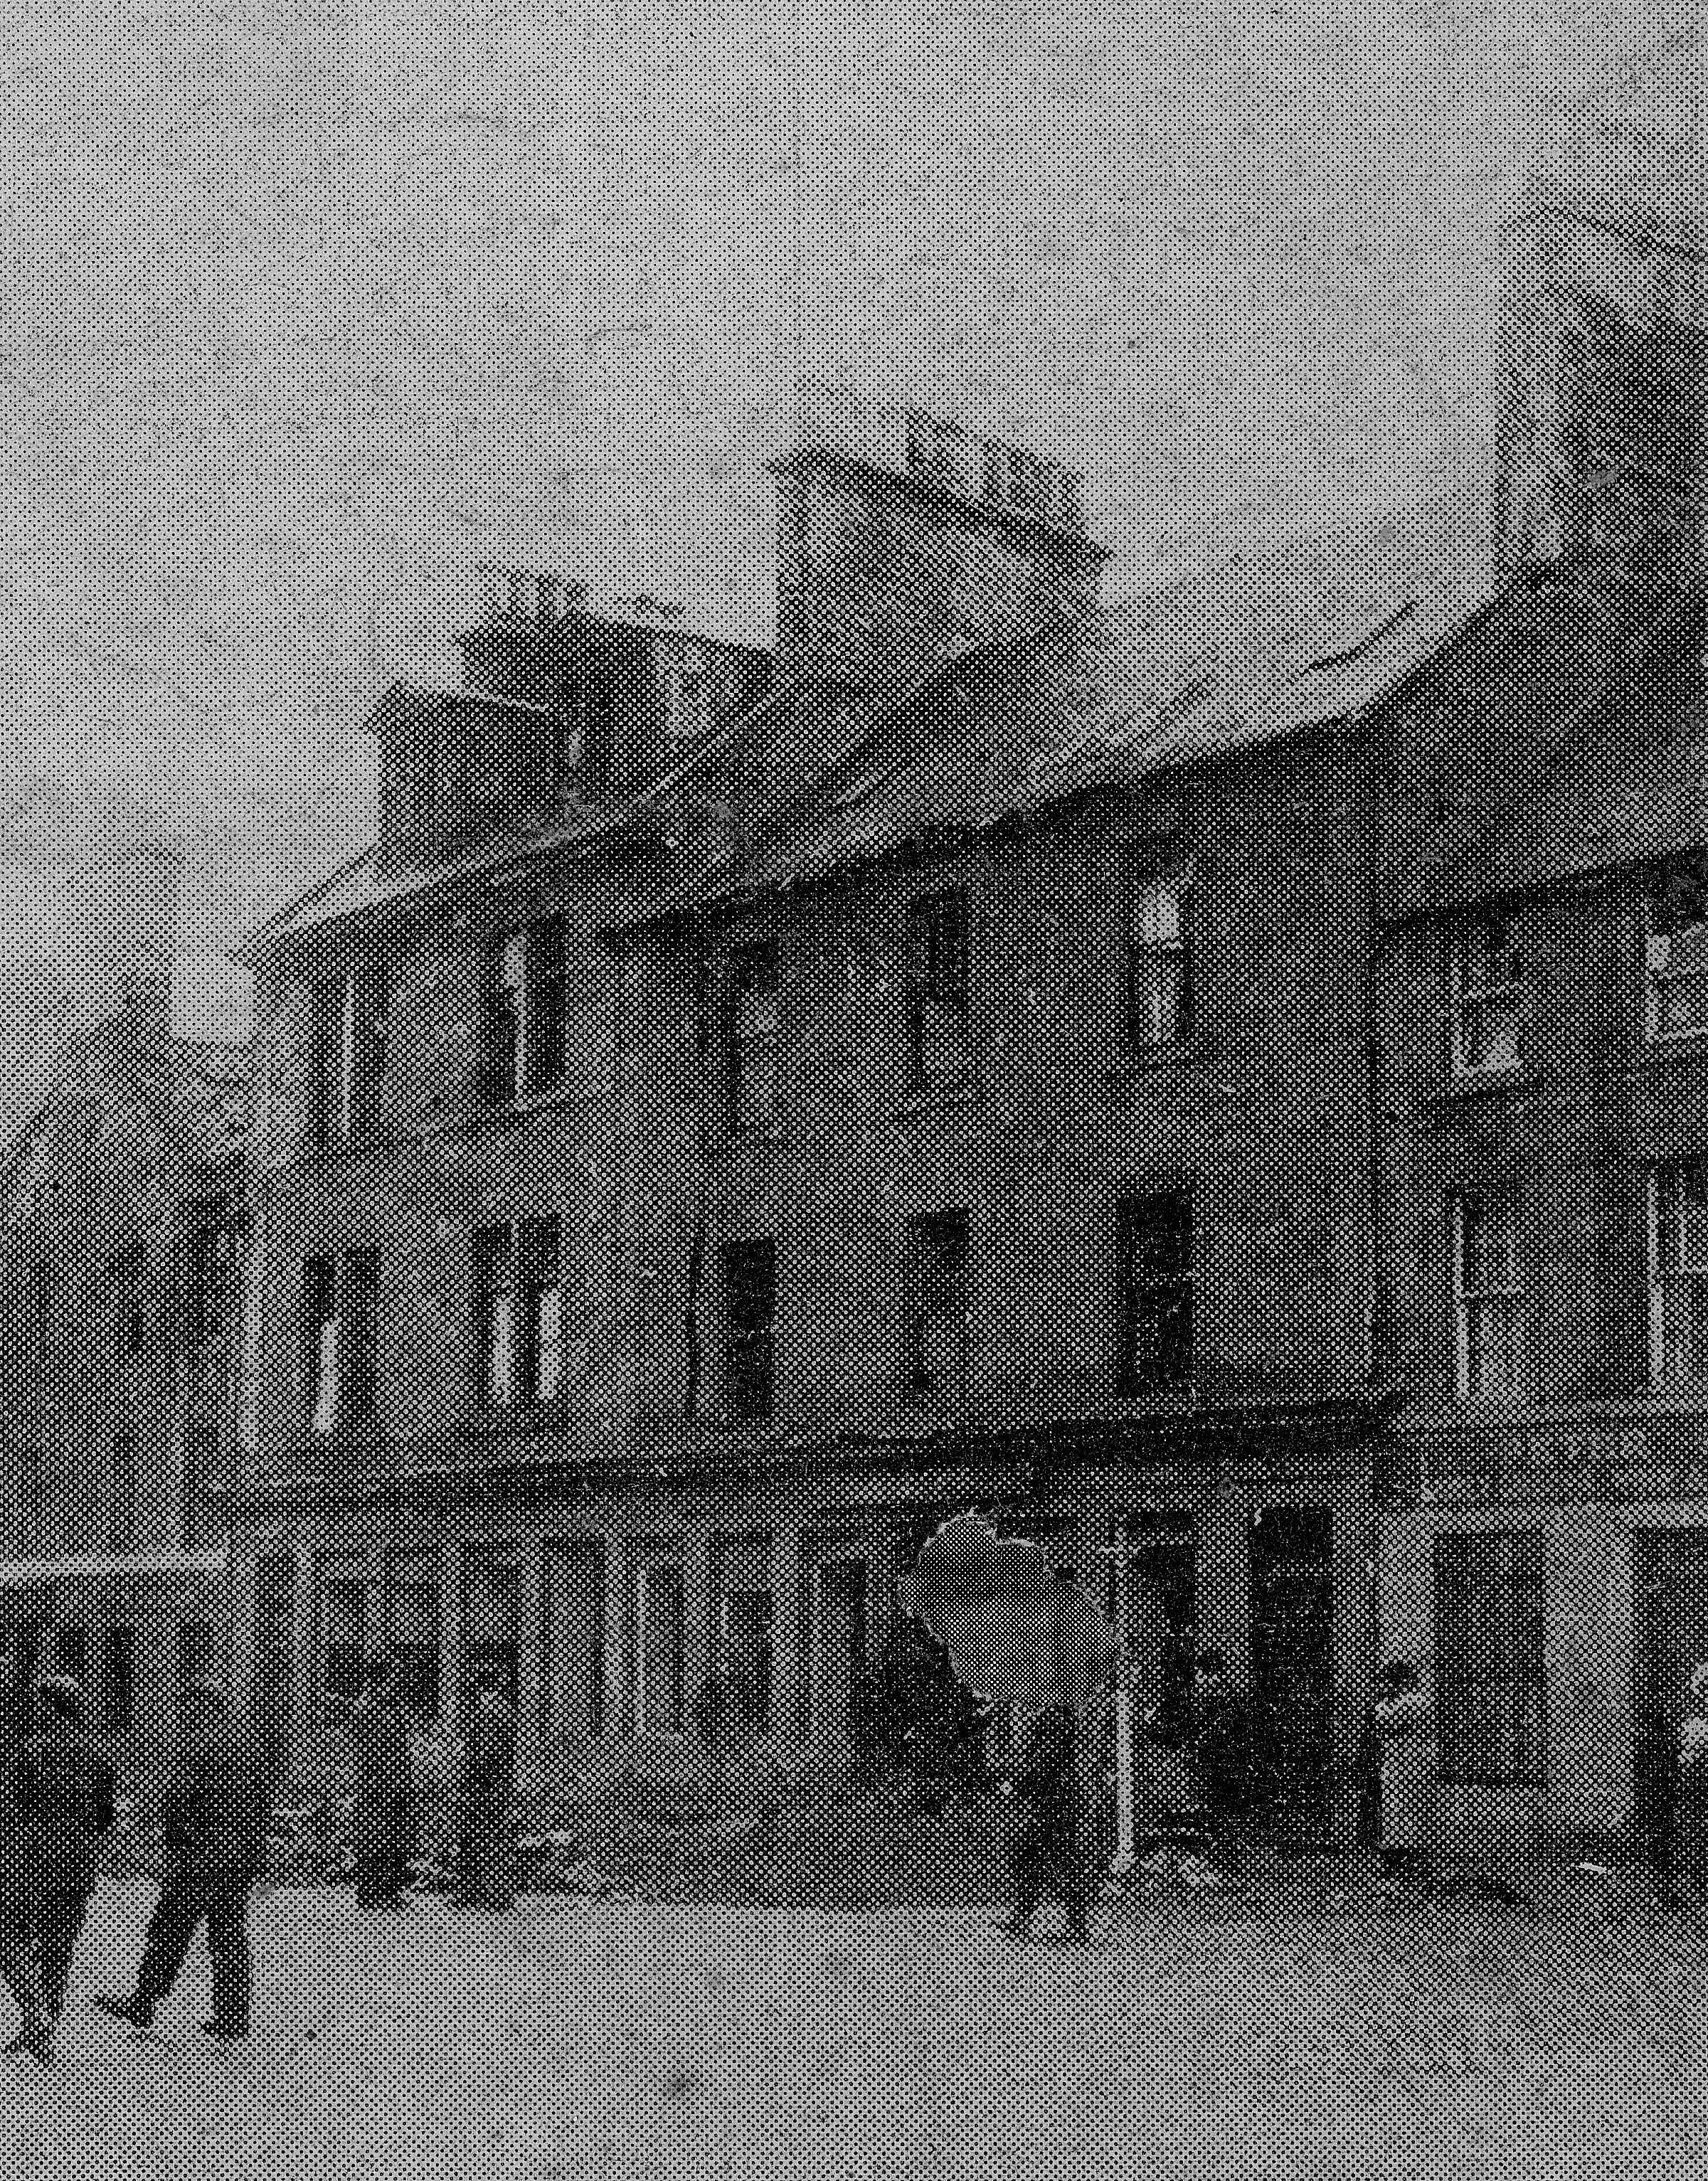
999,1702 -> 1088,1942
96,1679 -> 272,2040
349,1657 -> 411,1911
20,1676 -> 116,2027
454,1672 -> 517,1911
0,1641 -> 51,2064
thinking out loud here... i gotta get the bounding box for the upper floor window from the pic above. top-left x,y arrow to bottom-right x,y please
553,676 -> 615,805
1450,911 -> 1524,1076
1450,1190 -> 1522,1401
666,647 -> 711,747
484,918 -> 566,1108
723,1240 -> 776,1421
1117,1189 -> 1195,1390
1128,871 -> 1193,1054
906,890 -> 969,1090
473,1216 -> 564,1411
726,943 -> 779,1133
1648,860 -> 1708,1040
315,963 -> 388,1149
1650,1158 -> 1708,1388
906,1211 -> 968,1406
302,1246 -> 380,1438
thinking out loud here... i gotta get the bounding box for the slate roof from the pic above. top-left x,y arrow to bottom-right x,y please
718,496 -> 1496,901
1380,580 -> 1708,916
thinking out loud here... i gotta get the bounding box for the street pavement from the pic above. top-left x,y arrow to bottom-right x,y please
0,1869 -> 1702,2180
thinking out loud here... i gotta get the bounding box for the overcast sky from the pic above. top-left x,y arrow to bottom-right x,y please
0,0 -> 1690,1075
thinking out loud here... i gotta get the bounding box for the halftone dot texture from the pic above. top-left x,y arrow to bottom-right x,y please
0,7 -> 1705,2181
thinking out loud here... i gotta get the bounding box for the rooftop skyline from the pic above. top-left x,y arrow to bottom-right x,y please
0,0 -> 1692,1081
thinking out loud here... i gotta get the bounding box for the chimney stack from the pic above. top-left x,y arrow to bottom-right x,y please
768,381 -> 1108,697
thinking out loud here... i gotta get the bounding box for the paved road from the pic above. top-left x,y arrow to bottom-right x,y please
0,1876 -> 1702,2180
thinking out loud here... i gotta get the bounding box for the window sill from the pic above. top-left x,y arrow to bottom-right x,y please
474,1085 -> 584,1127
1101,1046 -> 1197,1094
1643,1028 -> 1708,1066
897,1073 -> 981,1120
720,1122 -> 785,1150
471,1403 -> 571,1437
1423,1066 -> 1542,1108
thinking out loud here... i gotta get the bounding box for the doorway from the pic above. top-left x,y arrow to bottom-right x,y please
808,1556 -> 869,1748
1633,1529 -> 1708,1854
1248,1507 -> 1335,1844
255,1552 -> 296,1769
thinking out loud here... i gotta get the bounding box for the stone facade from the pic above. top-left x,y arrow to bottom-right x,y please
227,392 -> 1390,1843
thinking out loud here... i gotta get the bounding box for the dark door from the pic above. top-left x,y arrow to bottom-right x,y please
1633,1530 -> 1708,1854
1249,1507 -> 1335,1845
1120,1514 -> 1198,1739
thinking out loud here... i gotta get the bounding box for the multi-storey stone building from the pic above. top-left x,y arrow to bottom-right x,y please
1372,31 -> 1706,1867
0,843 -> 248,1781
226,377 -> 1502,1845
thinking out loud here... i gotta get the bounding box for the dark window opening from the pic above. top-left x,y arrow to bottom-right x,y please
906,891 -> 970,1090
1118,1190 -> 1195,1390
907,1211 -> 969,1406
723,1240 -> 776,1421
1434,1531 -> 1546,1788
726,943 -> 780,1133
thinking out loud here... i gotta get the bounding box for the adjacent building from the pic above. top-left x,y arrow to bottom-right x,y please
1372,31 -> 1707,1866
0,843 -> 248,1780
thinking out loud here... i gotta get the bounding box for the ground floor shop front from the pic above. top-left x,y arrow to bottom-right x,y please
0,1552 -> 229,1794
1376,1407 -> 1708,1871
225,1407 -> 1382,1847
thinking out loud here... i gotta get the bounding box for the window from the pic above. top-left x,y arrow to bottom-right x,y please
719,1589 -> 774,1736
321,962 -> 388,1147
302,1247 -> 380,1438
391,1555 -> 441,1721
1128,871 -> 1193,1053
473,1217 -> 564,1411
56,1625 -> 87,1687
636,1564 -> 684,1735
1434,1531 -> 1547,1787
484,918 -> 567,1106
666,646 -> 711,745
1450,911 -> 1524,1075
112,1246 -> 146,1359
319,1578 -> 366,1704
1650,1159 -> 1708,1387
463,1558 -> 520,1713
1648,861 -> 1708,1039
906,1211 -> 968,1405
101,1626 -> 135,1735
726,943 -> 780,1132
723,1241 -> 776,1421
906,891 -> 969,1090
1450,1192 -> 1523,1401
1117,1191 -> 1195,1390
176,1618 -> 224,1720
185,1218 -> 241,1422
543,1541 -> 606,1738
555,677 -> 615,803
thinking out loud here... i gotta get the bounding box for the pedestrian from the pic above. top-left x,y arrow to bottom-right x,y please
454,1670 -> 517,1911
1373,1659 -> 1433,1899
410,1712 -> 465,1890
1671,1661 -> 1708,1907
999,1701 -> 1088,1943
0,1639 -> 51,2064
349,1656 -> 411,1911
96,1678 -> 272,2041
21,1675 -> 116,2029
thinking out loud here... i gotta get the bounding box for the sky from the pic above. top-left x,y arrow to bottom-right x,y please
0,0 -> 1692,1074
